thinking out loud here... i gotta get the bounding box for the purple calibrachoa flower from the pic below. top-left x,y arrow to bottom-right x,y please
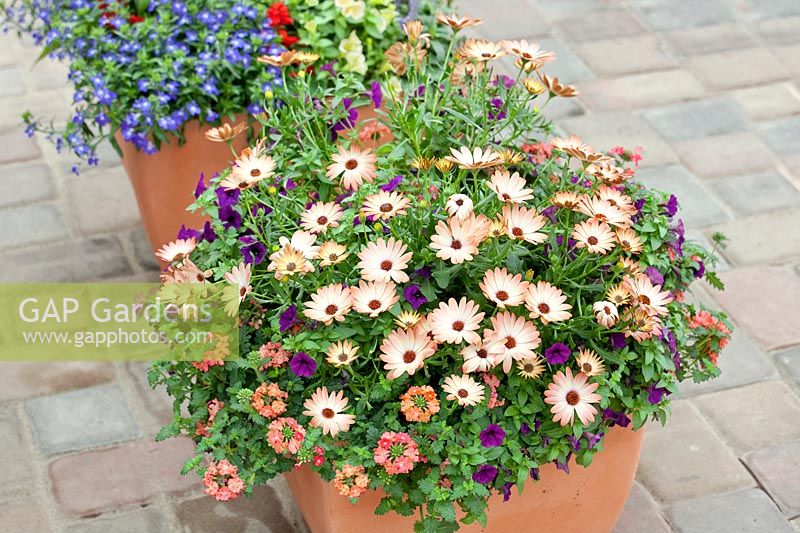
202,221 -> 216,243
403,284 -> 428,310
602,408 -> 630,428
519,422 -> 530,435
530,468 -> 540,481
544,342 -> 571,364
472,464 -> 498,485
585,432 -> 604,449
194,173 -> 207,198
380,175 -> 403,192
368,80 -> 382,109
239,236 -> 266,265
279,305 -> 299,333
413,266 -> 432,280
663,194 -> 679,217
610,332 -> 627,351
501,482 -> 514,502
646,384 -> 667,404
479,424 -> 506,447
644,266 -> 664,286
567,435 -> 580,452
289,352 -> 316,378
555,454 -> 571,474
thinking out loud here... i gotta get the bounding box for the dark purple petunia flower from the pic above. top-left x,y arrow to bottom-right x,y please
413,266 -> 432,280
239,236 -> 266,265
501,482 -> 514,502
663,194 -> 679,217
331,98 -> 359,137
567,435 -> 581,452
493,74 -> 515,89
320,62 -> 337,76
662,328 -> 677,356
644,266 -> 664,286
520,423 -> 531,435
220,205 -> 242,230
202,221 -> 216,243
280,305 -> 299,333
289,352 -> 317,378
530,468 -> 540,481
602,408 -> 630,428
693,259 -> 705,279
177,225 -> 200,241
479,424 -> 506,448
380,175 -> 403,192
368,80 -> 382,109
610,332 -> 627,351
647,384 -> 667,404
251,203 -> 273,217
194,173 -> 207,198
403,284 -> 428,310
555,454 -> 572,474
541,205 -> 558,223
472,464 -> 498,485
585,432 -> 604,449
215,186 -> 240,208
488,98 -> 506,120
544,343 -> 571,365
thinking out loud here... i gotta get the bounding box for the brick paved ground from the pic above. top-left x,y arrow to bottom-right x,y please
1,1 -> 799,531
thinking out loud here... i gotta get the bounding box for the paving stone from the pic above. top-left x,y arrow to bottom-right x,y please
0,362 -> 116,400
0,412 -> 36,500
668,489 -> 794,533
637,400 -> 754,503
460,0 -> 549,40
758,116 -> 800,156
130,227 -> 159,271
560,113 -> 678,167
555,10 -> 647,43
541,96 -> 585,121
579,70 -> 706,111
0,162 -> 55,208
643,97 -> 747,142
689,48 -> 788,90
123,362 -> 174,436
694,381 -> 800,453
26,383 -> 139,455
525,0 -> 608,19
663,23 -> 759,56
738,0 -> 800,20
574,35 -> 675,76
0,498 -> 53,532
0,125 -> 41,163
0,66 -> 26,97
743,441 -> 800,518
733,83 -> 800,121
65,166 -> 142,235
0,204 -> 68,249
775,346 -> 800,386
635,165 -> 729,227
679,329 -> 778,398
755,17 -> 800,45
710,172 -> 800,216
63,506 -> 171,533
674,132 -> 775,179
0,89 -> 71,128
634,0 -> 735,31
174,479 -> 308,533
712,265 -> 800,348
49,437 -> 199,517
24,58 -> 70,91
613,481 -> 669,533
536,37 -> 595,84
792,517 -> 800,532
0,235 -> 133,282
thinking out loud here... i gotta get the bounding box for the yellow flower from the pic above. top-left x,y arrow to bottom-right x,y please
339,31 -> 363,55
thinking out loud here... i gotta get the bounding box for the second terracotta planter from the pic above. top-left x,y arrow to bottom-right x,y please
285,425 -> 643,533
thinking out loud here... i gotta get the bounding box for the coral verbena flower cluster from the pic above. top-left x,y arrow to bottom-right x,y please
151,14 -> 732,532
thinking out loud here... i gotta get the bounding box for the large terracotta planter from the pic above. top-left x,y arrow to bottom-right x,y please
116,116 -> 249,255
285,426 -> 643,533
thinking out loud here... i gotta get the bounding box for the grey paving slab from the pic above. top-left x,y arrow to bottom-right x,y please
643,97 -> 748,142
634,0 -> 736,31
758,116 -> 800,156
710,171 -> 800,216
667,489 -> 794,533
635,165 -> 730,227
743,441 -> 800,518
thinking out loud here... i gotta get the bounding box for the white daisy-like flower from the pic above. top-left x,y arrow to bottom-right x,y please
380,327 -> 436,380
445,194 -> 474,220
356,237 -> 413,283
300,201 -> 343,234
442,374 -> 486,407
479,267 -> 528,308
351,280 -> 399,318
429,297 -> 485,345
302,387 -> 356,437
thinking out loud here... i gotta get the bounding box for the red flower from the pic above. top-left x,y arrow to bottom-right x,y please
267,2 -> 294,27
129,15 -> 145,24
277,28 -> 299,47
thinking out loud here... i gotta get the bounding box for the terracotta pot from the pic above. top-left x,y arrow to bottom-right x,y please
116,116 -> 249,255
284,426 -> 643,533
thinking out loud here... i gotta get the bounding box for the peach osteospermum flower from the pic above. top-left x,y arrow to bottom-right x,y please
303,387 -> 356,438
593,300 -> 620,328
576,349 -> 605,377
303,283 -> 353,325
484,311 -> 542,373
326,340 -> 359,367
362,191 -> 411,221
544,368 -> 601,426
317,241 -> 350,266
267,417 -> 306,454
487,170 -> 534,203
539,73 -> 579,98
597,185 -> 637,215
623,274 -> 673,316
257,50 -> 300,67
326,146 -> 377,190
577,197 -> 631,228
618,257 -> 642,275
461,212 -> 492,244
400,385 -> 441,422
502,204 -> 548,244
445,194 -> 474,220
444,146 -> 502,170
251,382 -> 288,419
430,218 -> 480,264
224,262 -> 252,302
221,152 -> 277,190
461,338 -> 503,373
442,374 -> 486,407
429,297 -> 485,344
479,267 -> 529,308
373,431 -> 422,475
502,39 -> 555,70
436,13 -> 483,31
268,244 -> 313,279
351,279 -> 399,317
380,327 -> 436,379
300,201 -> 343,234
156,238 -> 197,263
606,283 -> 632,306
205,122 -> 247,143
357,237 -> 413,283
524,281 -> 573,324
334,465 -> 370,499
203,460 -> 245,502
517,355 -> 546,379
279,230 -> 319,259
615,228 -> 644,254
395,310 -> 422,330
460,39 -> 506,62
550,191 -> 583,209
624,307 -> 663,343
572,219 -> 616,254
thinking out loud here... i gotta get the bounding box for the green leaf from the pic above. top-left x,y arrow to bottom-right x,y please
704,271 -> 725,291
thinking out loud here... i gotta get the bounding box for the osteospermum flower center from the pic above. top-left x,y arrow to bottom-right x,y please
639,295 -> 651,305
345,159 -> 358,170
380,260 -> 393,271
477,349 -> 489,358
317,216 -> 328,225
538,302 -> 550,313
328,253 -> 338,261
505,336 -> 516,349
455,199 -> 464,206
587,236 -> 598,245
524,363 -> 534,372
582,363 -> 592,373
458,388 -> 469,398
368,299 -> 382,310
286,262 -> 297,271
325,304 -> 339,315
380,203 -> 393,212
496,290 -> 509,301
512,227 -> 523,237
403,350 -> 417,363
251,169 -> 261,177
566,391 -> 580,406
322,408 -> 335,419
452,320 -> 465,331
451,239 -> 462,250
339,354 -> 349,362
